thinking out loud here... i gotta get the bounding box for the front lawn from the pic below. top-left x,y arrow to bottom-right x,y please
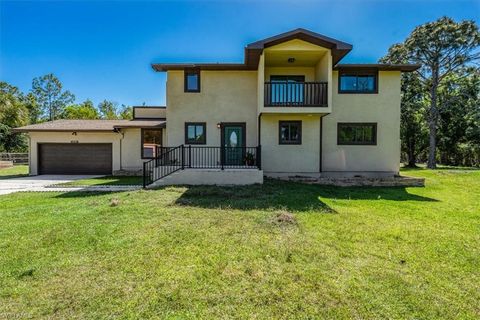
0,165 -> 28,179
0,169 -> 479,319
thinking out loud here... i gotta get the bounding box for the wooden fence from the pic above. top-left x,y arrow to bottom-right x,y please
0,153 -> 29,164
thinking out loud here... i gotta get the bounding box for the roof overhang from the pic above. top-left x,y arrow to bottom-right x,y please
13,120 -> 166,133
152,28 -> 352,72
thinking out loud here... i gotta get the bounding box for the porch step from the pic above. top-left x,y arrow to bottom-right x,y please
147,168 -> 263,188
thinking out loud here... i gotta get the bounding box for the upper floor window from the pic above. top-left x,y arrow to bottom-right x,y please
279,121 -> 302,145
185,122 -> 206,144
184,69 -> 200,92
337,123 -> 377,145
339,71 -> 377,93
142,129 -> 162,158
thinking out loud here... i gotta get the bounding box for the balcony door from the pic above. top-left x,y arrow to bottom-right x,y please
270,75 -> 305,105
221,123 -> 246,166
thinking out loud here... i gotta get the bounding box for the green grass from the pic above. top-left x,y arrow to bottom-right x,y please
55,175 -> 143,186
0,165 -> 28,179
0,169 -> 479,319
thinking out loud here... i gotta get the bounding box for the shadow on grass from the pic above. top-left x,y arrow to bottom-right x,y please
58,176 -> 143,186
171,179 -> 438,212
54,190 -> 131,198
0,174 -> 29,180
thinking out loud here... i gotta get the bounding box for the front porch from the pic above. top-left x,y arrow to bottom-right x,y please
143,145 -> 262,187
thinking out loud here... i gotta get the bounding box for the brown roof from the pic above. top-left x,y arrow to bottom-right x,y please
334,64 -> 420,72
13,119 -> 166,132
152,28 -> 353,72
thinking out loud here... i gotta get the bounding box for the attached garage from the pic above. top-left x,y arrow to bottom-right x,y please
38,143 -> 112,175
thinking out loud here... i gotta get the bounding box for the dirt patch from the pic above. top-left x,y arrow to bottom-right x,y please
274,210 -> 297,225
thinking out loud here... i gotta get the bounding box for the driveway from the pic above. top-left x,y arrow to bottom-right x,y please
0,175 -> 102,195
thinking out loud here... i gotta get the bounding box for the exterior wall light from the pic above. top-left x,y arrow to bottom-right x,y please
287,57 -> 295,63
72,132 -> 77,136
217,123 -> 222,129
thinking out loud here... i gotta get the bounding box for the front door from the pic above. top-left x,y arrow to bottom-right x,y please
222,123 -> 245,166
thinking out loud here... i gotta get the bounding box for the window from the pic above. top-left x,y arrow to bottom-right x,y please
184,69 -> 200,92
339,71 -> 377,93
185,122 -> 206,144
279,121 -> 302,145
337,123 -> 377,145
142,129 -> 162,158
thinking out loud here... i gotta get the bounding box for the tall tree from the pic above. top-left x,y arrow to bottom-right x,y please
98,100 -> 118,119
391,17 -> 480,168
62,99 -> 100,120
0,82 -> 29,152
119,104 -> 133,120
31,74 -> 75,121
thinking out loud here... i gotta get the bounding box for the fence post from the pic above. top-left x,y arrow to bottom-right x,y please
143,161 -> 147,188
181,145 -> 185,170
188,145 -> 192,168
221,145 -> 225,170
257,145 -> 261,170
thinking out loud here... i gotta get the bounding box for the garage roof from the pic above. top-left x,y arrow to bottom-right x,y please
13,119 -> 166,132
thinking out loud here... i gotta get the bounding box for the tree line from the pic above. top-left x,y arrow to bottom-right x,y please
0,74 -> 133,152
381,17 -> 479,168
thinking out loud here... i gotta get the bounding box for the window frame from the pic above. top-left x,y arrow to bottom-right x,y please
278,121 -> 302,145
338,70 -> 378,94
141,128 -> 163,159
184,69 -> 201,93
337,122 -> 377,146
184,122 -> 207,145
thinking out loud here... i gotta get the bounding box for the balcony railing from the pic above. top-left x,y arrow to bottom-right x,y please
264,81 -> 328,107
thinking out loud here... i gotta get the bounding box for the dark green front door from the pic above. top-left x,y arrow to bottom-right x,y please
223,124 -> 245,165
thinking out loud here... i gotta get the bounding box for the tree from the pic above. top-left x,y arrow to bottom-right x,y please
392,17 -> 480,168
98,100 -> 118,119
62,99 -> 100,119
437,67 -> 480,166
0,82 -> 29,152
31,74 -> 75,121
119,105 -> 133,120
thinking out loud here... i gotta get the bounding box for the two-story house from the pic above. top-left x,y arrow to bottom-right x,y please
15,29 -> 419,186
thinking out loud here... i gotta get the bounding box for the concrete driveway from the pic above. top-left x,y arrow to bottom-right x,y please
0,175 -> 102,195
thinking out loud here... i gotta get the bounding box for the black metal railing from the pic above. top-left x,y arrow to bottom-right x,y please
264,81 -> 328,107
143,145 -> 183,187
143,145 -> 261,187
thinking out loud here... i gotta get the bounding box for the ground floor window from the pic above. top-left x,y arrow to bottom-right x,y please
185,122 -> 206,144
142,129 -> 162,158
337,123 -> 377,145
279,121 -> 302,144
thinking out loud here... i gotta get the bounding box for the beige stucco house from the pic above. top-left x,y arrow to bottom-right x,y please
15,29 -> 419,186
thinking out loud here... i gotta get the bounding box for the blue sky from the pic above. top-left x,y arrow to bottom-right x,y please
1,0 -> 478,106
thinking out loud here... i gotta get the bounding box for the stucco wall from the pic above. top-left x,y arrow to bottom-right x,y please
133,107 -> 166,119
264,67 -> 316,82
27,129 -> 151,175
260,114 -> 321,173
166,70 -> 258,147
322,71 -> 401,174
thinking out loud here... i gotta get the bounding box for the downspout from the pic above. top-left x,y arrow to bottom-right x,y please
319,114 -> 328,174
27,134 -> 31,175
116,129 -> 124,171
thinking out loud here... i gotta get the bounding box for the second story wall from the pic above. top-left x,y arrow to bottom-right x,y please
166,70 -> 258,146
323,71 -> 402,173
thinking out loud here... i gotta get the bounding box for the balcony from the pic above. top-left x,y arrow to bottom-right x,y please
264,81 -> 328,107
